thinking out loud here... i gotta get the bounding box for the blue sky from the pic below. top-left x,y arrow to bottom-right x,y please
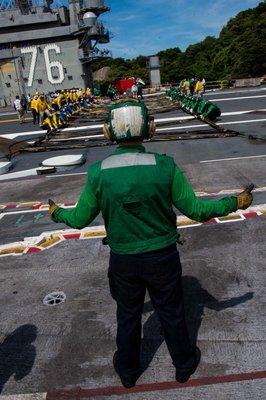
100,0 -> 261,59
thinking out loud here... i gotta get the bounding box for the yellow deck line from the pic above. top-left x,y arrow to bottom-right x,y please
0,117 -> 32,123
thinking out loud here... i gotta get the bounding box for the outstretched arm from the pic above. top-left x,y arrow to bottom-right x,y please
51,175 -> 100,229
171,165 -> 237,222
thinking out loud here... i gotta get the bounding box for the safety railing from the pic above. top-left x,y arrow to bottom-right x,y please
205,80 -> 231,90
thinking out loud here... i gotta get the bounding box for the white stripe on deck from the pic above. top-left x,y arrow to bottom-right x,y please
212,94 -> 266,102
155,109 -> 266,123
156,118 -> 266,132
36,115 -> 266,142
0,123 -> 103,139
1,107 -> 266,140
0,394 -> 47,399
200,155 -> 266,163
0,111 -> 17,117
0,205 -> 75,216
47,134 -> 105,142
0,168 -> 38,181
206,87 -> 266,96
144,87 -> 266,98
21,117 -> 266,144
46,172 -> 88,178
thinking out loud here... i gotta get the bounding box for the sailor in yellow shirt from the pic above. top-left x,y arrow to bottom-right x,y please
65,90 -> 72,103
37,95 -> 52,126
41,109 -> 63,132
194,79 -> 204,98
74,90 -> 80,102
75,89 -> 83,112
40,102 -> 61,132
60,90 -> 68,106
182,79 -> 190,95
69,90 -> 75,103
36,95 -> 50,112
86,87 -> 92,97
52,93 -> 63,110
78,89 -> 84,99
30,95 -> 40,125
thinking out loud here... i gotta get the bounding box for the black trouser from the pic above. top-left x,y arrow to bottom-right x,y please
31,109 -> 40,124
137,89 -> 143,99
108,243 -> 194,375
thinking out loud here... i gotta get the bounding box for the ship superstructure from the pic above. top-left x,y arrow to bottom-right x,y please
0,0 -> 110,105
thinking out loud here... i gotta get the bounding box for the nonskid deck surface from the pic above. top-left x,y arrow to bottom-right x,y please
0,87 -> 265,399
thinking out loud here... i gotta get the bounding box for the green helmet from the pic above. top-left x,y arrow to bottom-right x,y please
108,100 -> 149,142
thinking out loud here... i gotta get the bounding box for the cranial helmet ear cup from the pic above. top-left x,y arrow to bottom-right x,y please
103,122 -> 111,140
148,117 -> 156,139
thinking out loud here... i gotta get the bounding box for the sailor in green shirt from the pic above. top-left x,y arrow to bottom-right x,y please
49,100 -> 253,388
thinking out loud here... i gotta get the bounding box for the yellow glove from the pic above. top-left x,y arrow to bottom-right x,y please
236,184 -> 254,210
48,199 -> 59,219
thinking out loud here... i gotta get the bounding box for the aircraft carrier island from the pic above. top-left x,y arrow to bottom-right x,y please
0,0 -> 110,105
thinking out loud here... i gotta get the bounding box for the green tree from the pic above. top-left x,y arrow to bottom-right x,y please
93,2 -> 266,83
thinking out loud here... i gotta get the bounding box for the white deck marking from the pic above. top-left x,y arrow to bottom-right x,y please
0,205 -> 74,216
212,95 -> 266,102
156,118 -> 266,132
1,107 -> 266,140
0,394 -> 47,399
200,155 -> 266,163
0,111 -> 17,116
46,172 -> 88,178
0,123 -> 103,139
155,109 -> 266,123
221,109 -> 266,115
195,187 -> 266,196
50,117 -> 266,138
206,87 -> 266,96
48,134 -> 105,142
0,168 -> 38,181
145,87 -> 266,98
25,117 -> 266,143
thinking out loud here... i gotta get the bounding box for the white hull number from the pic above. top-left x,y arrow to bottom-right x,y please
21,44 -> 65,87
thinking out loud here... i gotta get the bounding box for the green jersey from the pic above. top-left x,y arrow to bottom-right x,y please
53,145 -> 237,254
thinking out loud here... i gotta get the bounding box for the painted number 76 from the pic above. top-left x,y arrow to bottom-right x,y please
21,44 -> 65,87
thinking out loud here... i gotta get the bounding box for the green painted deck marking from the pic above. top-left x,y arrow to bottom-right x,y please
33,213 -> 45,224
15,215 -> 25,226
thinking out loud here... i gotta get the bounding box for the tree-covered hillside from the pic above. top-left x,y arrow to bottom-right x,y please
93,2 -> 266,83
